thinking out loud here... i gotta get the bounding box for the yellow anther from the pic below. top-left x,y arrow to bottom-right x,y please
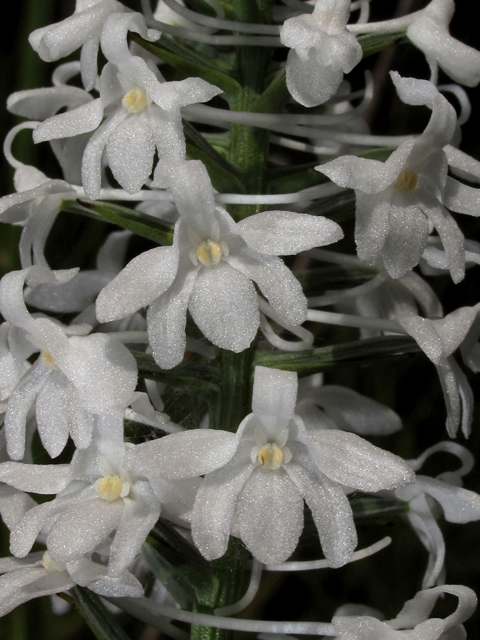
42,551 -> 66,573
95,474 -> 124,501
258,443 -> 284,470
122,87 -> 148,114
396,169 -> 418,193
41,351 -> 58,370
196,240 -> 223,267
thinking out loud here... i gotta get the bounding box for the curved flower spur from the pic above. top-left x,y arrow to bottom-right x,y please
96,160 -> 344,368
129,365 -> 414,566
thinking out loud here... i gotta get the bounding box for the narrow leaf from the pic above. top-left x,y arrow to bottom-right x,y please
70,586 -> 132,640
142,541 -> 194,609
359,30 -> 408,57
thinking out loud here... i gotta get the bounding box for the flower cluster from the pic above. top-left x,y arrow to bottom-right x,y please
0,0 -> 479,638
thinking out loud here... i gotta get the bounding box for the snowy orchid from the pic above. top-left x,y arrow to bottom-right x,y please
395,442 -> 480,589
97,161 -> 343,368
129,366 -> 414,566
0,421 -> 196,576
333,584 -> 477,640
28,0 -> 128,91
0,267 -> 138,459
407,0 -> 480,86
280,0 -> 362,107
318,72 -> 480,282
399,306 -> 476,437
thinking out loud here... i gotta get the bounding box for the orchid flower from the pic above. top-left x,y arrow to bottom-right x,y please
280,0 -> 362,107
399,307 -> 476,437
0,267 -> 138,459
97,160 -> 343,368
129,366 -> 414,566
318,72 -> 480,282
395,442 -> 480,588
28,0 -> 129,91
407,0 -> 480,86
333,584 -> 477,640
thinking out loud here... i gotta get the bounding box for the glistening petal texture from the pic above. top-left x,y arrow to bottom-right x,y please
33,99 -> 104,143
286,449 -> 357,568
354,192 -> 391,265
252,365 -> 298,426
237,468 -> 304,565
0,462 -> 71,494
417,475 -> 480,523
285,49 -> 346,108
192,453 -> 254,560
188,262 -> 260,353
0,567 -> 74,617
35,370 -> 71,458
131,429 -> 238,480
237,211 -> 343,255
106,112 -> 155,194
47,499 -> 124,563
96,245 -> 179,322
226,240 -> 306,326
306,430 -> 415,491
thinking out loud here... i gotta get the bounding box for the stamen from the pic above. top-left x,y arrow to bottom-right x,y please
41,351 -> 58,370
196,240 -> 223,267
258,443 -> 285,470
396,169 -> 418,192
122,88 -> 148,114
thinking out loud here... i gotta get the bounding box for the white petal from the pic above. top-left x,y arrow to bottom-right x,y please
353,192 -> 391,265
306,430 -> 415,491
192,455 -> 254,560
109,482 -> 160,576
66,557 -> 143,597
47,499 -> 124,563
35,371 -> 71,458
313,385 -> 402,435
80,37 -> 100,91
147,262 -> 198,369
7,86 -> 91,120
406,500 -> 445,589
189,262 -> 260,352
285,49 -> 345,108
436,361 -> 462,438
0,461 -> 71,494
166,160 -> 217,229
252,365 -> 298,427
0,567 -> 74,617
226,240 -> 306,326
33,99 -> 104,142
131,430 -> 238,480
417,475 -> 480,524
237,468 -> 304,565
443,177 -> 480,216
0,485 -> 37,531
238,210 -> 343,255
286,449 -> 356,568
96,245 -> 179,322
106,112 -> 155,193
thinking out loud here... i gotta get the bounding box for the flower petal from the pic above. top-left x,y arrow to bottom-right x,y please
417,475 -> 480,524
251,365 -> 298,428
35,371 -> 71,458
238,210 -> 343,255
237,467 -> 304,565
306,430 -> 415,491
189,262 -> 260,353
0,461 -> 71,494
33,99 -> 104,143
0,567 -> 74,617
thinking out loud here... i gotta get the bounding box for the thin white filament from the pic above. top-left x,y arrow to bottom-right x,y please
266,536 -> 392,571
306,308 -> 406,334
215,560 -> 263,616
159,0 -> 281,34
260,315 -> 314,352
407,441 -> 474,476
259,296 -> 314,350
445,145 -> 480,184
307,273 -> 387,307
438,84 -> 471,126
4,122 -> 41,170
111,597 -> 337,635
347,10 -> 423,34
270,136 -> 341,156
214,183 -> 341,204
353,0 -> 370,24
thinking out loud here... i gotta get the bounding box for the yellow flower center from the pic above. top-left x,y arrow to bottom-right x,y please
196,240 -> 223,267
395,169 -> 418,192
258,443 -> 285,470
95,474 -> 126,501
41,351 -> 58,370
42,551 -> 66,573
122,87 -> 148,114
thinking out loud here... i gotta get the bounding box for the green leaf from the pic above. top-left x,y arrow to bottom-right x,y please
132,351 -> 221,397
359,30 -> 408,58
142,541 -> 195,609
60,199 -> 174,246
69,586 -> 132,640
253,335 -> 421,375
350,494 -> 410,520
130,34 -> 242,101
294,264 -> 379,296
251,72 -> 290,114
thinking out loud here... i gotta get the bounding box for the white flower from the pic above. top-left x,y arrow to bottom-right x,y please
395,442 -> 480,589
0,267 -> 138,459
32,56 -> 221,199
399,307 -> 476,438
97,160 -> 343,369
318,72 -> 480,282
333,584 -> 477,640
28,0 -> 129,90
130,366 -> 414,566
280,0 -> 362,107
0,425 -> 195,576
407,0 -> 480,87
